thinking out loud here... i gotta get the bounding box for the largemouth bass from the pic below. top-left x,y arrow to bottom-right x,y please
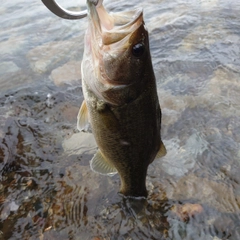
78,0 -> 166,197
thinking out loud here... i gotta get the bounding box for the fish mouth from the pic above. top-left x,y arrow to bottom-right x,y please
87,0 -> 143,46
86,0 -> 144,88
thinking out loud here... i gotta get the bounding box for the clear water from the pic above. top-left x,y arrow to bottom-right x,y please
1,0 -> 240,239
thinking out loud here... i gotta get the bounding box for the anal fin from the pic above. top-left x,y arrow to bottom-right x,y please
151,140 -> 167,163
90,150 -> 117,176
77,100 -> 89,131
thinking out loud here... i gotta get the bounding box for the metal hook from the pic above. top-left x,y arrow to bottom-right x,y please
41,0 -> 88,20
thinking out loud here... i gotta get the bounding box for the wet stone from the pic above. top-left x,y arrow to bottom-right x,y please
202,67 -> 240,117
26,38 -> 82,74
229,227 -> 240,240
60,104 -> 80,123
63,132 -> 97,156
155,60 -> 216,96
168,173 -> 240,214
49,162 -> 110,234
0,70 -> 33,91
148,8 -> 199,53
147,12 -> 181,34
50,61 -> 82,86
0,7 -> 6,15
212,215 -> 236,239
200,0 -> 220,9
158,138 -> 197,177
0,61 -> 20,74
179,23 -> 223,52
160,91 -> 197,127
0,35 -> 27,57
170,203 -> 204,222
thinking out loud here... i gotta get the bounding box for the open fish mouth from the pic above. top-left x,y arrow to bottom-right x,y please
87,0 -> 143,46
84,0 -> 148,95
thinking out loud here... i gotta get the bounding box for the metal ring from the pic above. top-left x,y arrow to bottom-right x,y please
41,0 -> 88,20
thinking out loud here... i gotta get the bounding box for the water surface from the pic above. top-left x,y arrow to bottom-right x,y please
1,0 -> 240,239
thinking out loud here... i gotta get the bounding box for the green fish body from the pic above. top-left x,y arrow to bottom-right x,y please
78,0 -> 166,197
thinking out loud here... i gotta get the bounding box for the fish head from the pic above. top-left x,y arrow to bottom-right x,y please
84,0 -> 154,105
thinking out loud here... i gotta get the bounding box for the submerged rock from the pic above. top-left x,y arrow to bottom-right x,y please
169,174 -> 240,214
0,35 -> 27,57
171,203 -> 204,222
50,61 -> 81,86
63,132 -> 97,156
200,0 -> 220,9
0,61 -> 20,74
27,38 -> 82,74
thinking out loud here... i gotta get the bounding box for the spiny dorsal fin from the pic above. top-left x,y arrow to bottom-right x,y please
90,150 -> 117,176
151,140 -> 167,163
77,100 -> 89,131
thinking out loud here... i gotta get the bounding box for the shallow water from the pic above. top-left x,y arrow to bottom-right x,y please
1,0 -> 240,239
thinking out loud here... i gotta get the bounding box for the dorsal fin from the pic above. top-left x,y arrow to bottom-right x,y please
90,150 -> 117,176
77,100 -> 89,131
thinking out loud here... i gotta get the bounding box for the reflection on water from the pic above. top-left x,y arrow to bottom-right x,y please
0,0 -> 240,239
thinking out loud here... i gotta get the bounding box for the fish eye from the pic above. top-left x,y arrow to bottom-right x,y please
132,43 -> 145,57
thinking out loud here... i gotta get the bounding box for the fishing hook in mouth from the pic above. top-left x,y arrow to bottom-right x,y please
41,0 -> 99,20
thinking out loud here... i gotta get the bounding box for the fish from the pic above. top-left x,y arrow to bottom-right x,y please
77,0 -> 166,197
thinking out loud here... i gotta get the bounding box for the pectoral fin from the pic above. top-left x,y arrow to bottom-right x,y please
77,100 -> 89,131
90,150 -> 117,176
151,140 -> 167,163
